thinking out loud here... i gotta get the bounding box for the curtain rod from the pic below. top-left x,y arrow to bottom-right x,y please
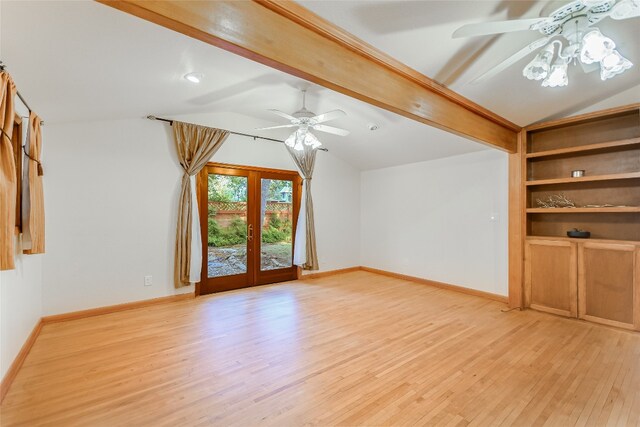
1,62 -> 45,125
16,91 -> 32,112
146,115 -> 328,152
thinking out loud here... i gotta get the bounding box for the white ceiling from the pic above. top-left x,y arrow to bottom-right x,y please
1,1 -> 637,171
301,0 -> 639,125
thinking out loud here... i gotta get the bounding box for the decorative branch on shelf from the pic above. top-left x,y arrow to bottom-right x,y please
534,197 -> 635,209
582,204 -> 631,208
536,194 -> 576,208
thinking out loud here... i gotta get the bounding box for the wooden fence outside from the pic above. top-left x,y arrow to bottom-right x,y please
209,201 -> 292,227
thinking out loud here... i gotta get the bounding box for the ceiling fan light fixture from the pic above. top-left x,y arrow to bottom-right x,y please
260,90 -> 348,143
580,29 -> 615,64
285,128 -> 322,151
456,0 -> 638,89
541,58 -> 569,87
599,50 -> 633,80
523,43 -> 555,80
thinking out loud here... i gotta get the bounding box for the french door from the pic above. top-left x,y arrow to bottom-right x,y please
197,163 -> 302,295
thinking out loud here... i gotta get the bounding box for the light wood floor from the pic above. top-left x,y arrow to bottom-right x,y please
2,271 -> 639,426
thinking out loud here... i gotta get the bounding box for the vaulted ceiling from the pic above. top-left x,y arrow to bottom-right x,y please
301,0 -> 640,125
1,1 -> 637,170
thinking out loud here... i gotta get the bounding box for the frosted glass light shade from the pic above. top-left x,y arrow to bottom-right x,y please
285,130 -> 304,151
541,59 -> 568,87
303,131 -> 322,149
580,29 -> 615,64
284,131 -> 296,147
285,129 -> 322,151
523,44 -> 555,80
600,50 -> 633,80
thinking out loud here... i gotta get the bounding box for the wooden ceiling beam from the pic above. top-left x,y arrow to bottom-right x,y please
99,0 -> 519,152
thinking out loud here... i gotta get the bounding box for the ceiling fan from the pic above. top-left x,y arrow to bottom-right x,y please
453,0 -> 638,87
256,90 -> 350,150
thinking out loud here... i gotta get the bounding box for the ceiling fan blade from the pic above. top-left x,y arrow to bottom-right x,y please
453,17 -> 548,38
471,36 -> 551,84
311,109 -> 346,124
312,124 -> 350,136
609,0 -> 640,19
255,124 -> 298,131
267,109 -> 298,121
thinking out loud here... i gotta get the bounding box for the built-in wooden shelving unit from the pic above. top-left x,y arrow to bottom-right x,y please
518,104 -> 640,330
523,104 -> 640,242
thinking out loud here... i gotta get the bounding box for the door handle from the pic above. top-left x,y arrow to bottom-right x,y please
247,224 -> 253,241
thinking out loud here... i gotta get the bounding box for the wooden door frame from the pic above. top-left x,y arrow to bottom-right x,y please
254,168 -> 302,286
196,162 -> 302,296
197,164 -> 255,296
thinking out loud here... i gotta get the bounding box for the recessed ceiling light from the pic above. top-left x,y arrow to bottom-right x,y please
184,72 -> 203,84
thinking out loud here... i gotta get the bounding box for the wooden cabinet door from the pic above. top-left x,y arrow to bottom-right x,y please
578,243 -> 639,330
525,240 -> 578,318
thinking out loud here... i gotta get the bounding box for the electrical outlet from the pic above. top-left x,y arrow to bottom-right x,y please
144,275 -> 153,286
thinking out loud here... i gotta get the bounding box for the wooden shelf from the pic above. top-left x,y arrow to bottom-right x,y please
526,235 -> 640,246
526,172 -> 640,186
526,137 -> 640,159
527,207 -> 640,214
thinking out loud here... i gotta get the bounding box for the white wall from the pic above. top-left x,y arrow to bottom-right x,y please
360,149 -> 509,296
11,103 -> 505,325
7,105 -> 506,333
0,244 -> 43,379
0,100 -> 43,379
41,113 -> 360,315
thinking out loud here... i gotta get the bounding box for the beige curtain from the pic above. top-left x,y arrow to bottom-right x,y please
23,112 -> 45,254
287,145 -> 319,270
0,71 -> 17,270
173,121 -> 229,287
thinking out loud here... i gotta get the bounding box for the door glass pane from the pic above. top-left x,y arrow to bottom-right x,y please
207,174 -> 248,278
260,179 -> 293,271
